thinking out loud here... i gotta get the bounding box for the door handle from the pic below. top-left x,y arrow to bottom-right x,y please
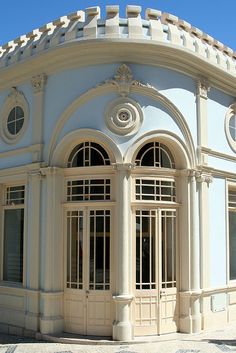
160,290 -> 166,299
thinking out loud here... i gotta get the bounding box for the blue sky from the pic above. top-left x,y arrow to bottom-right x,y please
0,0 -> 235,50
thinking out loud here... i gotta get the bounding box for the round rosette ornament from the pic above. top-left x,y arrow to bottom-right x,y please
105,98 -> 143,135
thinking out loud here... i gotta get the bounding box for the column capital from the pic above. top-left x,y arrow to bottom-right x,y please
28,170 -> 42,181
40,166 -> 64,177
112,163 -> 136,171
31,73 -> 47,93
196,77 -> 210,99
195,170 -> 213,185
188,169 -> 213,185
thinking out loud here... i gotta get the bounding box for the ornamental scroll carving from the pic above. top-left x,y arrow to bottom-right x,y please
31,73 -> 47,93
197,77 -> 210,98
104,65 -> 144,135
192,170 -> 213,185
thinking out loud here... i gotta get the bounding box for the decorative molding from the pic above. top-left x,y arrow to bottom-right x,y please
197,77 -> 210,98
40,166 -> 63,177
8,87 -> 24,102
188,169 -> 213,185
195,171 -> 213,185
0,87 -> 30,144
0,6 -> 235,84
31,73 -> 47,93
112,163 -> 136,171
105,96 -> 143,136
201,146 -> 236,163
225,102 -> 236,153
28,170 -> 43,180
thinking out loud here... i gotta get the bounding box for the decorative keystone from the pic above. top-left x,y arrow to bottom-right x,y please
178,20 -> 191,31
85,6 -> 100,17
126,5 -> 142,17
106,5 -> 119,15
145,8 -> 162,20
67,11 -> 85,21
191,26 -> 203,38
161,13 -> 179,24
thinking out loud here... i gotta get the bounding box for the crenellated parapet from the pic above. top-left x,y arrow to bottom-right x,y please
0,5 -> 235,76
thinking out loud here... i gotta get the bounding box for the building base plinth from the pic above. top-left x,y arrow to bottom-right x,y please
39,316 -> 63,335
112,321 -> 133,341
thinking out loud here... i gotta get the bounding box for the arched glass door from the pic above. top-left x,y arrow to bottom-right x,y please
64,142 -> 114,336
133,141 -> 179,335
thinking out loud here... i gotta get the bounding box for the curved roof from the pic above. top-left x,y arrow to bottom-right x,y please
0,5 -> 236,93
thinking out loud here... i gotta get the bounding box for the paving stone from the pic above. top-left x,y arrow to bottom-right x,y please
5,347 -> 17,353
175,350 -> 200,353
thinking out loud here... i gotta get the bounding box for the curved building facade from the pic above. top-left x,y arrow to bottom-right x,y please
0,5 -> 236,341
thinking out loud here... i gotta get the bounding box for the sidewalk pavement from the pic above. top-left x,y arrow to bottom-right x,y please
0,324 -> 236,353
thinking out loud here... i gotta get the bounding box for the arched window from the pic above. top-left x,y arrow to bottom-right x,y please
68,142 -> 110,168
135,142 -> 175,169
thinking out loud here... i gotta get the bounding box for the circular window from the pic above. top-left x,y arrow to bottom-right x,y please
7,106 -> 25,136
0,88 -> 29,144
225,104 -> 236,152
229,115 -> 236,141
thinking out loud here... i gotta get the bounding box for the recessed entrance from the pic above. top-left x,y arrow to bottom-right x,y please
64,207 -> 113,336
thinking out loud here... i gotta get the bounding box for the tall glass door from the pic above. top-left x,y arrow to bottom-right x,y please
64,208 -> 113,336
134,208 -> 178,335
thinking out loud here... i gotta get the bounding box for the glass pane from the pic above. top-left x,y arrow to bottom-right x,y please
7,108 -> 16,123
96,216 -> 104,284
89,211 -> 110,290
142,149 -> 154,166
229,116 -> 236,141
90,216 -> 95,284
160,150 -> 172,168
162,212 -> 176,288
142,216 -> 150,285
67,216 -> 71,285
79,216 -> 83,284
15,118 -> 24,134
71,217 -> 78,283
7,121 -> 15,135
136,215 -> 141,286
68,142 -> 110,167
3,209 -> 24,283
229,211 -> 236,280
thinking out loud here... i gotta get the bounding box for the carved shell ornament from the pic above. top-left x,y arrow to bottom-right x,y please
104,65 -> 144,135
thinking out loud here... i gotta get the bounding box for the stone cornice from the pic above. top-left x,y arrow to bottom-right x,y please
0,5 -> 235,94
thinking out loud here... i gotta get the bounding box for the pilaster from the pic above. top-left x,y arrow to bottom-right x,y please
195,171 -> 213,289
196,78 -> 210,165
112,163 -> 135,341
188,170 -> 201,333
31,73 -> 47,162
39,167 -> 64,334
25,170 -> 42,331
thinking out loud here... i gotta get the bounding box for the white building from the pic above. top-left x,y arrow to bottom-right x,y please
0,5 -> 236,341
